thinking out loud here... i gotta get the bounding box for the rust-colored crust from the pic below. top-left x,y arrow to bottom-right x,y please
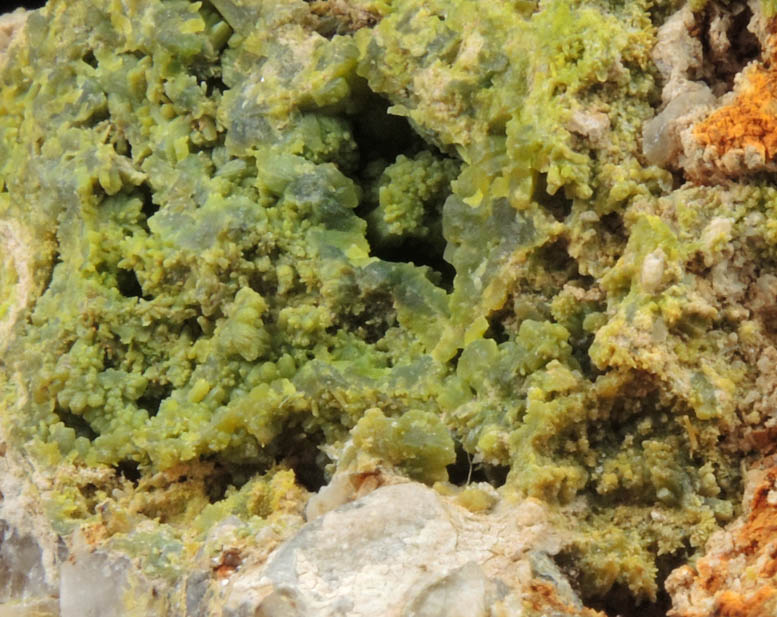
669,458 -> 777,617
693,66 -> 777,161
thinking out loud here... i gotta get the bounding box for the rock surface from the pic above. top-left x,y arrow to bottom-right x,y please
667,454 -> 777,617
220,481 -> 600,617
5,0 -> 777,615
0,427 -> 62,616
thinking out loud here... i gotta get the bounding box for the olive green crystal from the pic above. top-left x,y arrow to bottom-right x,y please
2,0 -> 775,607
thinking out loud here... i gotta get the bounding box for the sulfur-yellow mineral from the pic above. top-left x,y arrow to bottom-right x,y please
2,0 -> 777,614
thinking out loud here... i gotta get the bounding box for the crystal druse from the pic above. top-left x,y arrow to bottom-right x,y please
2,0 -> 777,613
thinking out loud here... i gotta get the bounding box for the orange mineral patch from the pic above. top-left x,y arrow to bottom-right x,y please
696,558 -> 721,594
524,581 -> 605,617
668,463 -> 777,617
739,469 -> 777,554
693,66 -> 777,160
715,588 -> 777,617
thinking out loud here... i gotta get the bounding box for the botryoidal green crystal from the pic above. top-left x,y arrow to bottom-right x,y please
2,0 -> 777,609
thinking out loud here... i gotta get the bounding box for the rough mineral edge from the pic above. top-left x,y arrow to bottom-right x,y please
666,454 -> 777,617
0,11 -> 62,606
0,464 -> 601,616
223,476 -> 601,617
0,8 -> 26,58
0,421 -> 61,617
3,0 -> 777,615
654,0 -> 777,183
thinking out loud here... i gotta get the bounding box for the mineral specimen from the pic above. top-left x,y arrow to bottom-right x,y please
3,0 -> 777,614
225,478 -> 596,617
666,454 -> 777,617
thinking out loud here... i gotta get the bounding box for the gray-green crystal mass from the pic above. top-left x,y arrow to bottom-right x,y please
2,0 -> 777,608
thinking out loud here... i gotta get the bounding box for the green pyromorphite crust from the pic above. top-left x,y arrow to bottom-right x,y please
3,0 -> 777,603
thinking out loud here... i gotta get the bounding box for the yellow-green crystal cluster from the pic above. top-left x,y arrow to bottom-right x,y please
1,0 -> 772,602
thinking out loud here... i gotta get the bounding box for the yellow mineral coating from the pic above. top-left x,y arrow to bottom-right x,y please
2,0 -> 777,610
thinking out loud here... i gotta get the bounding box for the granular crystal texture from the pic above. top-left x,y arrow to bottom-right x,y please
666,455 -> 777,617
2,0 -> 777,615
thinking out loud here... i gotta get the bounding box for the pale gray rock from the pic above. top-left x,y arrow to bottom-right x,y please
651,5 -> 704,102
642,4 -> 718,169
0,427 -> 63,616
59,531 -> 173,617
0,522 -> 51,603
60,550 -> 132,617
186,570 -> 215,617
642,84 -> 715,168
0,455 -> 589,617
221,481 -> 578,617
401,562 -> 508,617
